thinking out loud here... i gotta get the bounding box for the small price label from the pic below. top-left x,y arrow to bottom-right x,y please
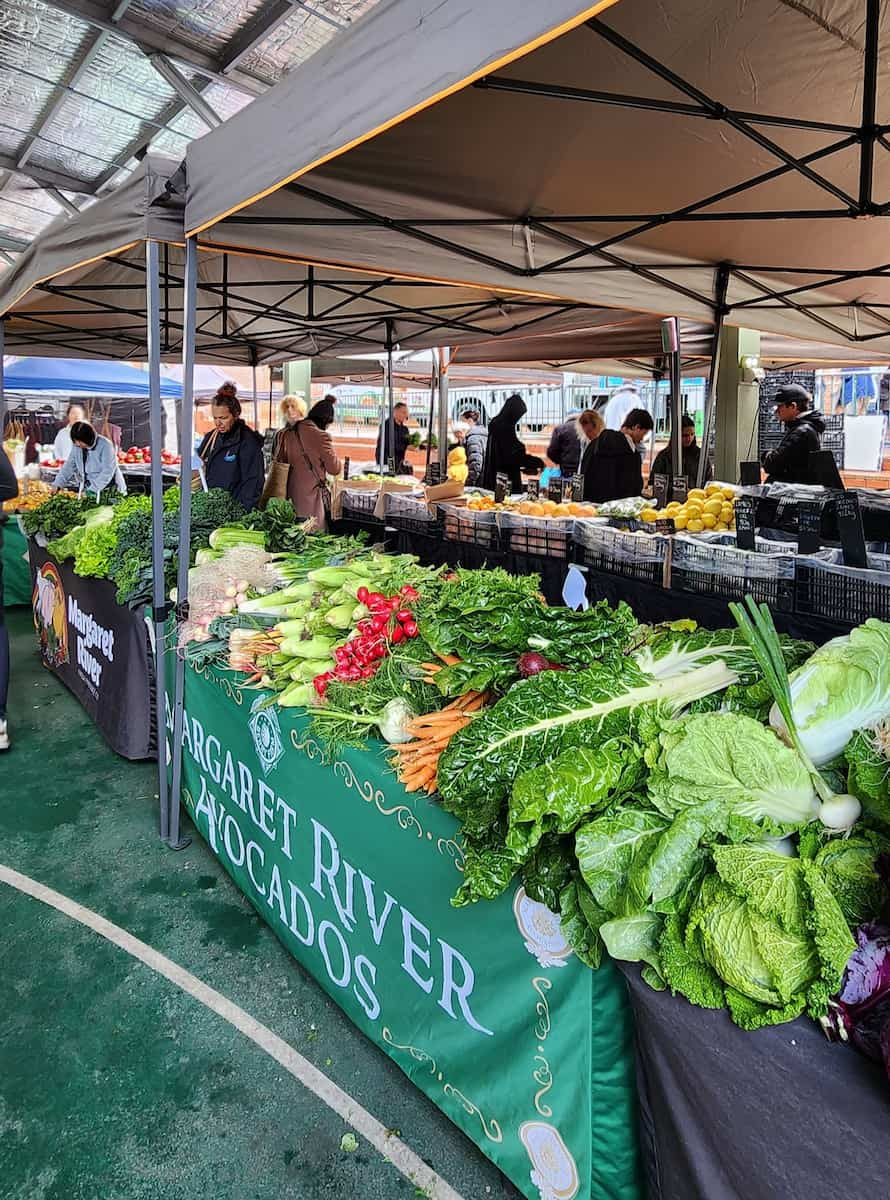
672,475 -> 688,503
495,473 -> 510,504
570,473 -> 585,502
836,491 -> 868,568
343,456 -> 351,481
653,473 -> 670,509
547,479 -> 564,504
796,501 -> 822,556
386,456 -> 396,476
739,460 -> 762,486
526,478 -> 540,500
425,461 -> 443,486
734,497 -> 757,551
655,518 -> 676,535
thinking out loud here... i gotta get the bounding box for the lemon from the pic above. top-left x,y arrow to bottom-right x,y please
722,488 -> 736,501
640,508 -> 658,522
673,514 -> 688,530
703,498 -> 723,516
665,502 -> 680,515
715,521 -> 729,531
688,488 -> 707,502
686,518 -> 704,533
702,512 -> 718,528
685,502 -> 703,517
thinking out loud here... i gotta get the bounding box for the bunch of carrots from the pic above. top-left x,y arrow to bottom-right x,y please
392,680 -> 488,794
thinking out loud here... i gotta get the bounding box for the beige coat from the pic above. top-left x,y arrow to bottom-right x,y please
278,420 -> 341,530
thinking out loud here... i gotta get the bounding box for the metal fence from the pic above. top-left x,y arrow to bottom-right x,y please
319,376 -> 708,438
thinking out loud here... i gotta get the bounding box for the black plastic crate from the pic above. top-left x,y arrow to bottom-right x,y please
499,511 -> 573,559
795,552 -> 890,624
670,534 -> 795,611
573,521 -> 667,586
442,505 -> 500,550
340,487 -> 380,519
384,492 -> 444,538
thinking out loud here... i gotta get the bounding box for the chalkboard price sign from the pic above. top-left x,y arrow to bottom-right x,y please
495,473 -> 510,504
836,492 -> 868,568
653,473 -> 670,510
547,479 -> 564,504
734,497 -> 757,551
739,461 -> 762,486
343,456 -> 351,481
561,477 -> 574,502
526,477 -> 540,500
796,501 -> 822,556
672,475 -> 689,503
424,461 -> 442,486
655,518 -> 676,535
570,473 -> 585,503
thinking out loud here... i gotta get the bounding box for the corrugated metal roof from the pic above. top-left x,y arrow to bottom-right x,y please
0,0 -> 384,265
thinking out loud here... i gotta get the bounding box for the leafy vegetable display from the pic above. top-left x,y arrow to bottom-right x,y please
23,493 -> 97,539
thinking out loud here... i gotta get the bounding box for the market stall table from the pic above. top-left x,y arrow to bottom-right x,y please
2,516 -> 31,606
28,540 -> 155,759
169,659 -> 644,1200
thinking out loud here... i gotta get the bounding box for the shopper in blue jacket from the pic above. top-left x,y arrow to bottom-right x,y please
197,383 -> 265,511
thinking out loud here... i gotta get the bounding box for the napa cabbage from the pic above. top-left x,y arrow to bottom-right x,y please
770,619 -> 890,766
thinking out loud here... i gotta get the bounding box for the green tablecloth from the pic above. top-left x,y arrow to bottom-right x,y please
170,662 -> 643,1200
2,517 -> 32,607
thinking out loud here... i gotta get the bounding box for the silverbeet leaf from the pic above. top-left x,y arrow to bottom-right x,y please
437,658 -> 736,835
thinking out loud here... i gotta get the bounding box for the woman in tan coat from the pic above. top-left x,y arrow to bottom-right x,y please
277,398 -> 341,530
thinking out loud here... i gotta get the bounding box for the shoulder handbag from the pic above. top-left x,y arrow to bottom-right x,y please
258,428 -> 290,510
294,422 -> 333,524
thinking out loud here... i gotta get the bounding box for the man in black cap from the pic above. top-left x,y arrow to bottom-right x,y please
761,384 -> 825,484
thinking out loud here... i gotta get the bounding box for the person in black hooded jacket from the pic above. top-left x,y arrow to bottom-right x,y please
761,384 -> 826,484
197,383 -> 265,510
480,393 -> 544,492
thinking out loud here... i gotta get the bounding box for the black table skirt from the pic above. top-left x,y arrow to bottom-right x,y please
617,962 -> 889,1200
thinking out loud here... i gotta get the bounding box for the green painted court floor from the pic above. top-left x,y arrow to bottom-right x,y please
0,607 -> 522,1200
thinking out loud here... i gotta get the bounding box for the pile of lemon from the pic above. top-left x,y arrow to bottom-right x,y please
640,484 -> 737,532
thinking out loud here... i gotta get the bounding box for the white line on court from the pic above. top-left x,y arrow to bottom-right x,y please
0,863 -> 467,1200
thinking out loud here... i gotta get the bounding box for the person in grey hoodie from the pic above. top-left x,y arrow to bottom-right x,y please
53,421 -> 126,497
461,409 -> 488,486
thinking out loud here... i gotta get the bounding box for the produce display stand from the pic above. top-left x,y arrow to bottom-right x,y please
2,516 -> 31,607
28,540 -> 155,760
168,658 -> 644,1200
619,964 -> 888,1200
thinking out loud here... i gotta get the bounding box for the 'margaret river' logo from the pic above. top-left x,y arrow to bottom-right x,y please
32,562 -> 69,668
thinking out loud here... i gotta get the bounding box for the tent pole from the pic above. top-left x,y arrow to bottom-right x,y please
669,327 -> 683,480
167,236 -> 197,852
437,347 -> 450,466
425,359 -> 436,477
385,320 -> 395,474
699,264 -> 731,488
146,240 -> 170,844
251,360 -> 258,431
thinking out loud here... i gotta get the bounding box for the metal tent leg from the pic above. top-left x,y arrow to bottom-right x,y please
167,236 -> 197,851
698,265 -> 730,488
437,347 -> 450,467
146,241 -> 170,844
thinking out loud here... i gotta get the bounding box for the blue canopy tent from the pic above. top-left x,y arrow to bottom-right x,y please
4,357 -> 181,399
